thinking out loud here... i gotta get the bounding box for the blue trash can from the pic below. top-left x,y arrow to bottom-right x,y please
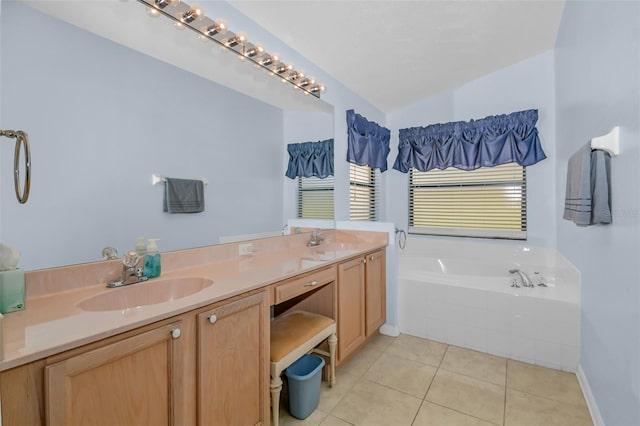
285,354 -> 326,419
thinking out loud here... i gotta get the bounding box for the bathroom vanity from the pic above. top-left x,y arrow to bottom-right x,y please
0,230 -> 387,426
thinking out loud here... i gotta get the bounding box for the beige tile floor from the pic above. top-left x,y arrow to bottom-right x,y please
277,334 -> 593,426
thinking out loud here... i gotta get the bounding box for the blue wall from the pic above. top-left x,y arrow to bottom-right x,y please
0,2 -> 285,270
387,51 -> 557,248
555,1 -> 640,424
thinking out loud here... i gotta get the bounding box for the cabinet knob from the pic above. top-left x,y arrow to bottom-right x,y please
171,328 -> 181,339
304,280 -> 318,287
369,256 -> 374,261
362,259 -> 366,264
208,314 -> 217,325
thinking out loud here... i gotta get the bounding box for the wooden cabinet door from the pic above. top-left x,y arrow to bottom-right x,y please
365,250 -> 386,337
45,321 -> 185,426
196,291 -> 269,426
337,257 -> 366,362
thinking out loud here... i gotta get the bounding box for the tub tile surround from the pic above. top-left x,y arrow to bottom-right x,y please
398,237 -> 580,372
0,229 -> 387,371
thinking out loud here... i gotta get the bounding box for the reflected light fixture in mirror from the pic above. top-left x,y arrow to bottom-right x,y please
137,0 -> 327,98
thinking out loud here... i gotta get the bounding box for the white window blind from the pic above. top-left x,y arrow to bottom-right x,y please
349,163 -> 380,221
298,176 -> 334,219
409,162 -> 527,239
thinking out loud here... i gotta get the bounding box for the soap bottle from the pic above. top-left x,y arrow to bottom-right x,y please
144,239 -> 161,279
135,237 -> 146,257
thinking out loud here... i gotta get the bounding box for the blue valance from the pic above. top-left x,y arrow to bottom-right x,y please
285,139 -> 334,179
346,109 -> 391,172
392,109 -> 547,173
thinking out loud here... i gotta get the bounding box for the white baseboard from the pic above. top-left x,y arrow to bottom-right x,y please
577,364 -> 605,426
379,324 -> 400,337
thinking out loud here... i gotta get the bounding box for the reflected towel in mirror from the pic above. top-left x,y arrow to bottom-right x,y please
163,177 -> 205,214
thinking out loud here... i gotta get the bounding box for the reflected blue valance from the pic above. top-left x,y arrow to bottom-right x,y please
346,109 -> 391,172
392,109 -> 547,173
285,139 -> 334,179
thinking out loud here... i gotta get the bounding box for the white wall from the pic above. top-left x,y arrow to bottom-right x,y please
554,2 -> 640,424
386,51 -> 557,248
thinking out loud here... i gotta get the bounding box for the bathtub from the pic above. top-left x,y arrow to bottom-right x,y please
398,248 -> 580,372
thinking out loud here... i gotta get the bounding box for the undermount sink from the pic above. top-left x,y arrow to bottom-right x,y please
78,277 -> 213,312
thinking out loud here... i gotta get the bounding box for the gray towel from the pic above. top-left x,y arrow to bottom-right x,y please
163,178 -> 205,214
563,143 -> 611,226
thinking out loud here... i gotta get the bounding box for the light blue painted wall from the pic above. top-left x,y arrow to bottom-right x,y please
0,2 -> 284,270
387,51 -> 557,248
555,2 -> 640,424
223,2 -> 387,223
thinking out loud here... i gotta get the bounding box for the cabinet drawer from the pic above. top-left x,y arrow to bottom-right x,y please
274,266 -> 336,304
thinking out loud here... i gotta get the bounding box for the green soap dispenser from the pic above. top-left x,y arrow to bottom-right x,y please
144,239 -> 161,279
135,236 -> 146,256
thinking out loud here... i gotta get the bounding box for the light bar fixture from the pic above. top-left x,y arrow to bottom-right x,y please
137,0 -> 326,99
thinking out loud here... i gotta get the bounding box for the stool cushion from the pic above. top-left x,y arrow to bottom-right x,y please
270,311 -> 335,362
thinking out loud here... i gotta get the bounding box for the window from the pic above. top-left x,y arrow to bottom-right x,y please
349,163 -> 380,221
298,176 -> 334,219
409,162 -> 526,239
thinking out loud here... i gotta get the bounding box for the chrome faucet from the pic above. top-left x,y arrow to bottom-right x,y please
308,229 -> 325,247
509,268 -> 534,288
107,251 -> 148,288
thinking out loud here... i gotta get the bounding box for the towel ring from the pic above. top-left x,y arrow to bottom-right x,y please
1,129 -> 31,204
395,227 -> 407,249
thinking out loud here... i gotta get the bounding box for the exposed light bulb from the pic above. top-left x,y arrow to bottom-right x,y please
226,32 -> 247,48
275,62 -> 294,75
289,69 -> 305,82
245,43 -> 265,58
298,77 -> 313,88
203,19 -> 227,38
154,0 -> 178,9
173,21 -> 185,30
261,53 -> 279,67
182,3 -> 205,23
146,7 -> 161,17
310,84 -> 326,94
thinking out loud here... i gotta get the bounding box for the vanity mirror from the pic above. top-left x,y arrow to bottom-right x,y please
0,1 -> 334,271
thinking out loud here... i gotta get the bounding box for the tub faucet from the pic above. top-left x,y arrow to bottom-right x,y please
107,251 -> 148,288
509,268 -> 534,288
308,229 -> 325,247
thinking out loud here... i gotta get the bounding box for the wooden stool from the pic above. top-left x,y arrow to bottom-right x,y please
270,310 -> 337,426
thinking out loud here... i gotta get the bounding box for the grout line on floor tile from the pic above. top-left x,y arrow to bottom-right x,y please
410,398 -> 428,426
503,385 -> 588,410
437,365 -> 507,389
357,377 -> 425,402
423,400 -> 504,426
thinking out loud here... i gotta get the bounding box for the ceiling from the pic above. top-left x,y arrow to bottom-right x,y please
21,0 -> 564,113
230,1 -> 565,112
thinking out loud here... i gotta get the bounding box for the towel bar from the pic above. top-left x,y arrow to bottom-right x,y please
591,127 -> 619,156
152,173 -> 208,186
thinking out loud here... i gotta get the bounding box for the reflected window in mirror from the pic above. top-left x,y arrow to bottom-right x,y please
298,176 -> 334,219
349,163 -> 380,221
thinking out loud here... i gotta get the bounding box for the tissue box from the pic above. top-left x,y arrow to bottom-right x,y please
0,269 -> 25,314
